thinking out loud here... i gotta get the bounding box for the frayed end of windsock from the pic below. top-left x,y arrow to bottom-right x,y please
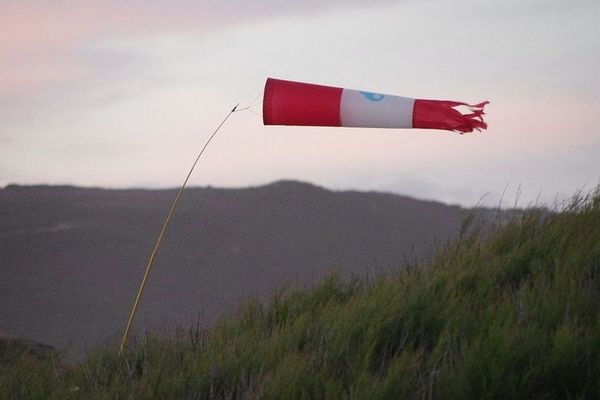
413,100 -> 489,134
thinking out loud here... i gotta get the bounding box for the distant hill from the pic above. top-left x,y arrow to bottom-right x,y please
0,181 -> 479,354
0,335 -> 54,359
2,189 -> 598,399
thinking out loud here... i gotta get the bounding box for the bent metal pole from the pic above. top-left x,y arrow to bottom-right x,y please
119,104 -> 239,354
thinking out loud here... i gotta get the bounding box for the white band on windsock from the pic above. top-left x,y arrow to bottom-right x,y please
340,89 -> 415,129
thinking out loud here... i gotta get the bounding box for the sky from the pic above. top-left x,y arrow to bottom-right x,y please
1,0 -> 599,207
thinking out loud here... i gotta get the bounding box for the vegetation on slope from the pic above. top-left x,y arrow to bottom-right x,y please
2,192 -> 599,399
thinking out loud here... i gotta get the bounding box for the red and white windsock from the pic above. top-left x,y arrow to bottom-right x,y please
263,78 -> 488,134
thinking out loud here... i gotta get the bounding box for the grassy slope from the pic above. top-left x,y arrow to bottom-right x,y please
2,194 -> 599,399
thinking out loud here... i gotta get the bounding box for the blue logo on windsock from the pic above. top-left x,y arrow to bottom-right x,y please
359,91 -> 385,102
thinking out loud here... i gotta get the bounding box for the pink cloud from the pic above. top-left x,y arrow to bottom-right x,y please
0,2 -> 214,98
0,1 -> 396,101
1,4 -> 104,97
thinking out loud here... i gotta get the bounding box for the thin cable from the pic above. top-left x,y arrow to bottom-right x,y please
119,103 -> 239,354
237,97 -> 263,120
246,108 -> 262,119
247,92 -> 263,108
235,91 -> 263,112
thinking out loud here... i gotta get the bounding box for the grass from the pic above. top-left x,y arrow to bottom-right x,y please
1,190 -> 599,399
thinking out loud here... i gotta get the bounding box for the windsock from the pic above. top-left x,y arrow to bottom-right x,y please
263,78 -> 488,133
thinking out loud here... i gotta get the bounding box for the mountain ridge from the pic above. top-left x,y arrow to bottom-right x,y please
2,187 -> 598,398
1,180 -> 479,355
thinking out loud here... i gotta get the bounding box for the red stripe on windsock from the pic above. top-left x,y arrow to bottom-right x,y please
263,78 -> 342,126
413,99 -> 489,134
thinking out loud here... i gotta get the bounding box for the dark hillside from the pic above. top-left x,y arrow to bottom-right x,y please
2,191 -> 598,399
0,181 -> 470,354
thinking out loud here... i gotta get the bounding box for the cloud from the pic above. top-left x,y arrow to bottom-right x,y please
1,0 -> 599,206
0,1 -> 396,102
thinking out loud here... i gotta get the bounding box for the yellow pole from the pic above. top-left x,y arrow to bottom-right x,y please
119,105 -> 238,354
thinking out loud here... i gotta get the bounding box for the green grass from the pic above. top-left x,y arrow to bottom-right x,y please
2,191 -> 600,399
